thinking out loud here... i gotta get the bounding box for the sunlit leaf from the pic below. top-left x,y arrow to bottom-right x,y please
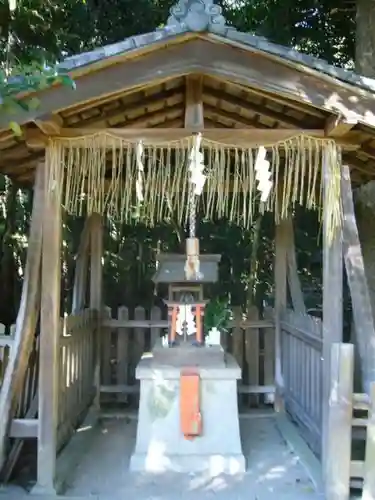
9,121 -> 22,136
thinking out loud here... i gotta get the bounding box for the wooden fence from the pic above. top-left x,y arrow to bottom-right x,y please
0,309 -> 97,480
280,309 -> 323,456
325,343 -> 375,500
100,304 -> 275,407
56,309 -> 97,450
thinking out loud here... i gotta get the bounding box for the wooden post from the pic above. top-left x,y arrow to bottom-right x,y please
32,154 -> 62,494
274,219 -> 288,412
325,343 -> 353,500
90,213 -> 103,411
363,383 -> 375,500
322,148 -> 343,474
72,217 -> 92,313
284,217 -> 306,314
0,162 -> 45,472
341,165 -> 375,395
184,74 -> 204,129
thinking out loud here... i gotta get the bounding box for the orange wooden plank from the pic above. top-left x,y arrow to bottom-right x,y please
180,371 -> 201,440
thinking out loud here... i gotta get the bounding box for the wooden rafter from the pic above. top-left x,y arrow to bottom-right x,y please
203,86 -> 317,129
119,103 -> 183,129
72,87 -> 185,129
206,76 -> 329,120
203,103 -> 268,128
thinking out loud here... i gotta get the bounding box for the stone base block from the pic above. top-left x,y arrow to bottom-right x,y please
130,353 -> 245,475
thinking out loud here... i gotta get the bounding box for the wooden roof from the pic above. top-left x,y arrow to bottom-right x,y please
2,0 -> 375,186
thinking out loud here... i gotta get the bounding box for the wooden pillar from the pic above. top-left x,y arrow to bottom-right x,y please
325,343 -> 354,500
341,165 -> 375,395
322,148 -> 343,475
0,162 -> 45,472
274,219 -> 288,412
89,213 -> 103,411
72,217 -> 91,313
32,154 -> 62,494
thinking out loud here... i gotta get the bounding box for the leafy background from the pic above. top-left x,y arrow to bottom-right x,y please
0,0 -> 368,333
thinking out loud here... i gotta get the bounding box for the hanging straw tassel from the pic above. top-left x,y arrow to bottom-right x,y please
53,132 -> 339,229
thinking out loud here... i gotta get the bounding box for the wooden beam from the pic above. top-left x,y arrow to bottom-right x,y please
24,127 -> 359,150
322,148 -> 343,478
35,114 -> 63,135
1,394 -> 38,482
9,418 -> 38,438
0,162 -> 44,472
33,151 -> 62,495
341,165 -> 375,394
325,114 -> 357,137
184,75 -> 204,128
2,39 -> 375,130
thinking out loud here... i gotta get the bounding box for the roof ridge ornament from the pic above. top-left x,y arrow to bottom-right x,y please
166,0 -> 232,35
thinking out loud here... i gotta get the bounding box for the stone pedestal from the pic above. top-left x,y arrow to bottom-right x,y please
130,349 -> 245,475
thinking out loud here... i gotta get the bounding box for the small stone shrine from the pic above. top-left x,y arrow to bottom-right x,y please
130,244 -> 245,474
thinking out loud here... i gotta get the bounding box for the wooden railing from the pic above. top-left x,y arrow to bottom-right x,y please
0,326 -> 40,481
0,325 -> 40,422
325,343 -> 375,500
0,309 -> 96,479
280,309 -> 323,456
57,309 -> 97,450
100,304 -> 275,407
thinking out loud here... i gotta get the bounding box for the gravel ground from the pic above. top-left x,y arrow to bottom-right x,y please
61,416 -> 324,500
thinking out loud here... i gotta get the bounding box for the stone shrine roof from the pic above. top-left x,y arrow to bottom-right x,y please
152,253 -> 221,284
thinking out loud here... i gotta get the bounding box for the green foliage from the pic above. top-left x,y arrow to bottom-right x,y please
204,297 -> 232,335
0,0 -> 356,67
0,63 -> 75,133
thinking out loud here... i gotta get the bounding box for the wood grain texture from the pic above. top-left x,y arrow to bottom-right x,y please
89,213 -> 103,412
34,154 -> 62,494
322,149 -> 343,475
0,162 -> 45,472
274,219 -> 288,412
341,165 -> 375,395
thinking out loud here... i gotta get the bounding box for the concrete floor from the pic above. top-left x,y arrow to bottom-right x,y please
58,414 -> 324,500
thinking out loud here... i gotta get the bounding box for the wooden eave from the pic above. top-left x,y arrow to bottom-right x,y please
1,34 -> 375,186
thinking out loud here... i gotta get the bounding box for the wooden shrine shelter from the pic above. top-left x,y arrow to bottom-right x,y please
1,0 -> 375,498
